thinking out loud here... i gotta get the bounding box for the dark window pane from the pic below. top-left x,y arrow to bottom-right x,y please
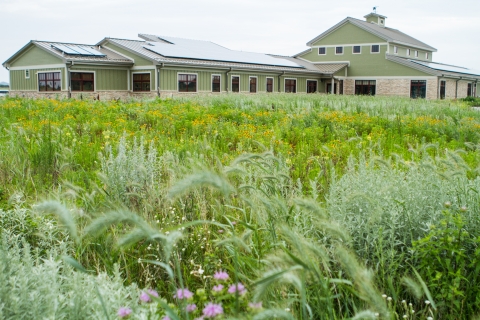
133,74 -> 142,80
39,73 -> 46,80
39,81 -> 46,91
71,81 -> 81,91
372,45 -> 380,53
353,46 -> 361,53
318,47 -> 326,55
133,73 -> 150,92
336,47 -> 343,54
83,81 -> 94,91
355,80 -> 376,96
232,77 -> 239,92
53,81 -> 61,91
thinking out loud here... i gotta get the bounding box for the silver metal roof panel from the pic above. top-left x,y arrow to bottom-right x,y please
410,60 -> 480,77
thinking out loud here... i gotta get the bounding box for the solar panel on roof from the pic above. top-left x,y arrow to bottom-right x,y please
411,60 -> 480,77
51,44 -> 106,57
76,46 -> 106,56
52,44 -> 80,55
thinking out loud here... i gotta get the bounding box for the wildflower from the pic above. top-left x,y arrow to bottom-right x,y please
444,201 -> 452,208
186,304 -> 197,312
427,317 -> 433,320
382,294 -> 387,299
248,302 -> 263,309
213,270 -> 229,281
140,289 -> 159,303
117,307 -> 132,318
174,288 -> 194,300
162,317 -> 170,320
228,283 -> 247,295
460,206 -> 467,212
387,296 -> 392,301
285,308 -> 291,312
198,267 -> 204,275
218,230 -> 224,234
202,303 -> 223,318
425,300 -> 431,305
212,284 -> 224,292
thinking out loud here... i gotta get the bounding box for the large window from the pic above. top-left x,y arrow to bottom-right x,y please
266,77 -> 273,93
353,46 -> 361,54
249,77 -> 257,93
231,76 -> 240,92
411,80 -> 426,99
71,72 -> 94,91
212,75 -> 221,92
133,73 -> 150,92
355,80 -> 376,95
178,74 -> 197,92
318,47 -> 326,55
39,72 -> 61,92
440,80 -> 446,100
285,79 -> 296,93
467,83 -> 472,97
335,46 -> 343,55
371,45 -> 380,53
307,80 -> 317,93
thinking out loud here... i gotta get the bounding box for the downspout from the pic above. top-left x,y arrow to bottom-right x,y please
437,76 -> 441,100
226,68 -> 232,93
331,75 -> 335,94
278,71 -> 285,92
455,77 -> 461,99
67,61 -> 73,99
157,63 -> 164,97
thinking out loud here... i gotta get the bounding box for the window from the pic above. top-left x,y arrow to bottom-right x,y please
71,72 -> 93,91
425,52 -> 429,59
307,80 -> 317,93
25,70 -> 30,79
212,75 -> 221,92
411,80 -> 426,99
467,83 -> 472,97
394,46 -> 398,54
353,46 -> 361,54
249,77 -> 257,93
318,47 -> 326,55
266,77 -> 273,93
178,74 -> 197,92
355,80 -> 376,95
39,72 -> 61,91
414,50 -> 418,58
335,46 -> 343,55
231,76 -> 240,92
371,45 -> 380,53
285,79 -> 296,93
440,80 -> 446,100
133,73 -> 150,92
406,49 -> 411,56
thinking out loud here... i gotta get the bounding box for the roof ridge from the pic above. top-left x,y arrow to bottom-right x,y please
34,40 -> 99,47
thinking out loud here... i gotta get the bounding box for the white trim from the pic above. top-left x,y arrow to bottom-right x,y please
25,70 -> 30,79
312,61 -> 351,66
335,46 -> 344,55
318,47 -> 327,55
69,70 -> 97,92
312,42 -> 387,48
176,72 -> 198,93
414,50 -> 418,58
211,74 -> 222,93
131,65 -> 156,70
36,69 -> 63,92
266,77 -> 274,93
352,45 -> 361,54
306,79 -> 318,93
406,48 -> 411,56
132,71 -> 152,92
10,64 -> 66,71
370,45 -> 380,54
344,76 -> 437,80
249,76 -> 257,93
231,74 -> 240,93
284,78 -> 297,93
394,46 -> 398,54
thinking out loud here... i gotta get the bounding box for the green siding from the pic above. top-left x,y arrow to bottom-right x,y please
310,23 -> 384,46
11,67 -> 66,91
104,43 -> 153,67
389,45 -> 433,62
71,67 -> 128,91
9,45 -> 63,67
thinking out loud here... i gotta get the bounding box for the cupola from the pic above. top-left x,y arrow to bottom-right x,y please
364,11 -> 387,27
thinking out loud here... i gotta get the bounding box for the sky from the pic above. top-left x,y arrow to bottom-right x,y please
1,0 -> 480,83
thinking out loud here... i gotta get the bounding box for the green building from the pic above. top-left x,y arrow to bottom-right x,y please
3,12 -> 479,99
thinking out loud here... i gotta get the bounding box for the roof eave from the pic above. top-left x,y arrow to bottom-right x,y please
3,40 -> 67,67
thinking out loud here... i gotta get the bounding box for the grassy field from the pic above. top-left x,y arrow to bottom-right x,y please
1,94 -> 479,319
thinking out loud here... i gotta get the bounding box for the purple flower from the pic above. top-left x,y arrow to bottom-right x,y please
174,288 -> 194,300
213,270 -> 229,281
186,304 -> 197,312
162,317 -> 171,320
248,301 -> 263,309
140,289 -> 159,302
202,303 -> 223,318
212,284 -> 224,292
117,307 -> 132,318
228,283 -> 247,295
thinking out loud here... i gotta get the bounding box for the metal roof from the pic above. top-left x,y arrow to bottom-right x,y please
305,17 -> 437,52
136,34 -> 304,68
410,60 -> 480,77
103,38 -> 324,74
314,63 -> 348,74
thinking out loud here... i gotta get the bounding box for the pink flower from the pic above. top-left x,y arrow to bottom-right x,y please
117,307 -> 132,318
174,288 -> 194,300
140,289 -> 159,302
202,303 -> 223,318
228,283 -> 247,295
212,284 -> 224,292
186,304 -> 197,312
213,270 -> 229,281
162,317 -> 171,320
248,301 -> 263,309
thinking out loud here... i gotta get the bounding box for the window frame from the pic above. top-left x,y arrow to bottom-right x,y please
231,75 -> 240,93
211,74 -> 221,93
318,47 -> 326,55
394,46 -> 398,54
335,46 -> 343,55
371,45 -> 380,53
25,69 -> 30,79
354,80 -> 376,96
132,72 -> 151,92
306,80 -> 318,93
266,77 -> 274,93
70,71 -> 95,92
410,80 -> 427,99
38,71 -> 62,92
249,76 -> 257,93
284,78 -> 297,93
414,50 -> 418,58
425,52 -> 429,60
440,80 -> 446,100
352,46 -> 361,54
406,49 -> 411,56
467,83 -> 472,97
177,73 -> 197,93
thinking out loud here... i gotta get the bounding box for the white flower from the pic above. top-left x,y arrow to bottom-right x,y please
285,308 -> 290,312
387,296 -> 392,301
425,300 -> 431,305
198,267 -> 204,275
382,294 -> 387,299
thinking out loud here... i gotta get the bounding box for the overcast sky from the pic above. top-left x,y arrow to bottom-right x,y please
1,0 -> 479,83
